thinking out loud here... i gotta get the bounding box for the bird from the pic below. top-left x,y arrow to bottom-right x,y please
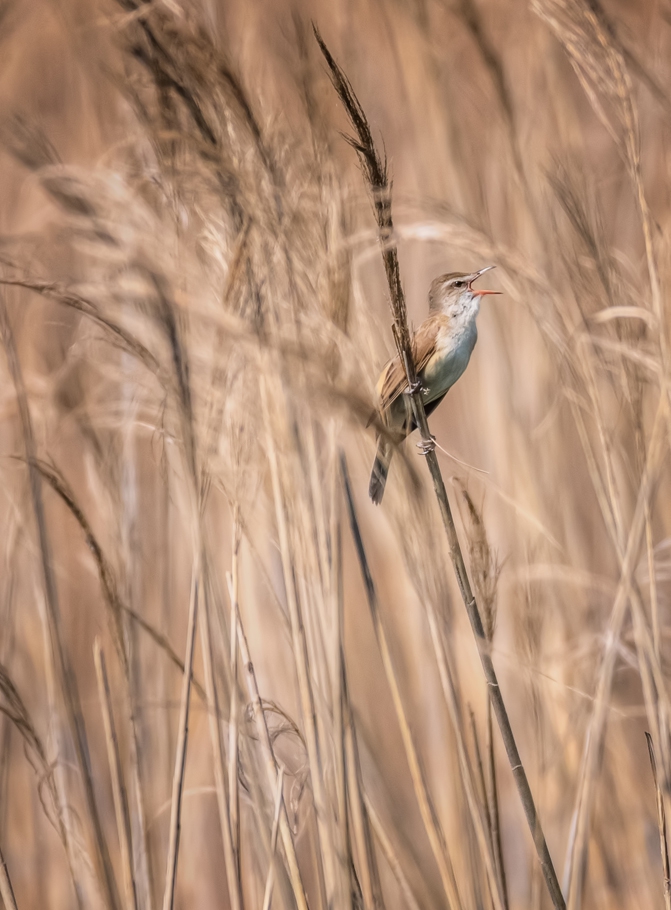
368,266 -> 501,504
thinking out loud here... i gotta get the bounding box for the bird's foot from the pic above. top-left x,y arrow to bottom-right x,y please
405,380 -> 427,396
416,435 -> 436,455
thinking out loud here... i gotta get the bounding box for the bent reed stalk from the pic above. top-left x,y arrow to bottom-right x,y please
315,28 -> 566,910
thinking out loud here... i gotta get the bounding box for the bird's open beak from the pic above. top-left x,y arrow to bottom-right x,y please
468,265 -> 501,297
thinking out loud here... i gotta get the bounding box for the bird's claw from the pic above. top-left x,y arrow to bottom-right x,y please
405,380 -> 426,396
416,435 -> 436,455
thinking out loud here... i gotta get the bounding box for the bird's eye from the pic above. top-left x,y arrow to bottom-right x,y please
453,280 -> 465,289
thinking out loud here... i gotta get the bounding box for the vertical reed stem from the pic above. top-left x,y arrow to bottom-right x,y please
94,639 -> 139,910
228,515 -> 242,882
162,571 -> 199,910
339,454 -> 463,910
646,733 -> 671,910
314,32 -> 565,910
0,294 -> 121,910
261,767 -> 285,910
227,573 -> 309,910
486,699 -> 509,910
198,562 -> 243,910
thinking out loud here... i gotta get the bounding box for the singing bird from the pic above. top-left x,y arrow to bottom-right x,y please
369,267 -> 500,504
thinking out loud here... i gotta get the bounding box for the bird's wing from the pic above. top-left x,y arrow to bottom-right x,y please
377,315 -> 446,413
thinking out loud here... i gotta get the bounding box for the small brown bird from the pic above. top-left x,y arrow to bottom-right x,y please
369,267 -> 501,504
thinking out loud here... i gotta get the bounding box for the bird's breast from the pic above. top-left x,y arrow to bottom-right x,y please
420,321 -> 477,402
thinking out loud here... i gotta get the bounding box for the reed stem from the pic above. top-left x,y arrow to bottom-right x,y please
315,30 -> 565,910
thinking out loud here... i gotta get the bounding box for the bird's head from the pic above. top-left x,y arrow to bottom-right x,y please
428,266 -> 501,319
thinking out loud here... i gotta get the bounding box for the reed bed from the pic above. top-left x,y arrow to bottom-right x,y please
0,1 -> 670,909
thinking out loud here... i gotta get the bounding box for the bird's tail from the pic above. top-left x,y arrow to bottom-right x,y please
369,438 -> 393,505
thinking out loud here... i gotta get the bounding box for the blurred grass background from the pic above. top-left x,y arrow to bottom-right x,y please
0,1 -> 670,909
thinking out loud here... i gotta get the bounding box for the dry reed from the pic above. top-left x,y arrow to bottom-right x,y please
1,1 -> 671,909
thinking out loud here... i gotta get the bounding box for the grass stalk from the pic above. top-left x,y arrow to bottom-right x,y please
228,516 -> 242,887
644,496 -> 661,655
315,33 -> 565,910
363,796 -> 422,910
227,572 -> 309,910
329,470 -> 357,910
260,376 -> 337,905
261,767 -> 285,910
339,453 -> 463,910
161,570 -> 199,910
49,468 -> 205,692
343,675 -> 384,910
27,559 -> 85,907
0,293 -> 121,910
28,457 -> 168,910
94,639 -> 139,910
645,733 -> 671,910
5,3 -> 671,906
468,709 -> 488,821
125,677 -> 154,910
198,562 -> 243,910
485,698 -> 508,910
564,393 -> 669,908
421,579 -> 505,910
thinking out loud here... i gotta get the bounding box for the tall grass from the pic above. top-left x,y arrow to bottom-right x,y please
0,1 -> 670,909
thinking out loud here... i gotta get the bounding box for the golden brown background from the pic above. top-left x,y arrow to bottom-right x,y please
0,1 -> 669,909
